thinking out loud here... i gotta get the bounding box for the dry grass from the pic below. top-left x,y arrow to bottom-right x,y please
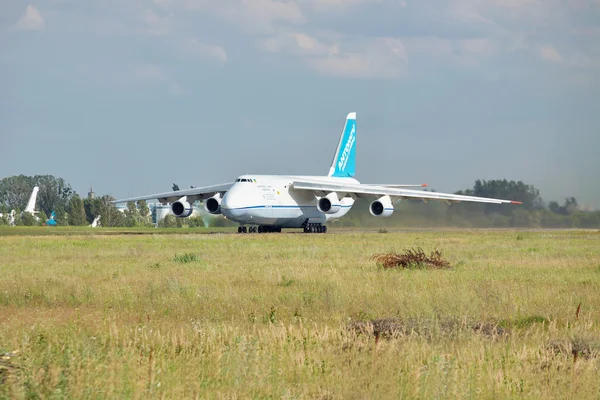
371,247 -> 452,269
0,228 -> 599,398
348,316 -> 509,341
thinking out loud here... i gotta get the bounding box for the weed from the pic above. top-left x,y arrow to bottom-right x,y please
372,247 -> 452,269
173,253 -> 201,263
279,275 -> 294,287
264,306 -> 277,324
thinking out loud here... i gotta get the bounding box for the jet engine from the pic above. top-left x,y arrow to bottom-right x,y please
204,193 -> 222,215
317,192 -> 341,214
171,197 -> 194,218
369,195 -> 394,217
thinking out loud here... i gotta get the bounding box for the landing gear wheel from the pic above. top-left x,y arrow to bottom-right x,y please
258,226 -> 263,233
242,226 -> 247,233
238,226 -> 242,234
322,225 -> 327,233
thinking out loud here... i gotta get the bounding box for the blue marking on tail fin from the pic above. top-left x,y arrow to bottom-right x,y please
328,112 -> 356,178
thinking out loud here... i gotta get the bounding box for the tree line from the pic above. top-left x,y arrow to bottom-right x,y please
1,175 -> 598,228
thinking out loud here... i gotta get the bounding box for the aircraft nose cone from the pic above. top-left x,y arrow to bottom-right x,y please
221,191 -> 243,220
221,192 -> 234,211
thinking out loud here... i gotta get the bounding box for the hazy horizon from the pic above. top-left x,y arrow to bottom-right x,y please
1,1 -> 598,209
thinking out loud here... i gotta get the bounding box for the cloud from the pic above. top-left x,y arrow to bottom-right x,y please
140,8 -> 172,36
260,33 -> 408,78
540,45 -> 563,62
180,38 -> 228,63
9,0 -> 597,81
133,63 -> 188,96
204,0 -> 306,34
257,31 -> 337,56
305,0 -> 387,12
16,5 -> 45,30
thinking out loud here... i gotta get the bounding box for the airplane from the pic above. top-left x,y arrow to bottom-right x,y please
113,112 -> 522,233
0,186 -> 40,226
90,215 -> 101,227
45,211 -> 57,226
0,210 -> 16,226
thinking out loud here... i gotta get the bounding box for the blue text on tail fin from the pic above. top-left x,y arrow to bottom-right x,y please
328,112 -> 356,178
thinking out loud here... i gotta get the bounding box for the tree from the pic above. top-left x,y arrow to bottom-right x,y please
84,198 -> 102,224
99,195 -> 125,227
158,214 -> 178,228
37,210 -> 48,225
456,179 -> 543,214
548,201 -> 561,214
564,197 -> 578,214
53,205 -> 69,226
68,195 -> 87,226
138,200 -> 150,220
32,175 -> 74,217
0,175 -> 35,211
21,211 -> 35,226
124,201 -> 141,227
188,216 -> 205,227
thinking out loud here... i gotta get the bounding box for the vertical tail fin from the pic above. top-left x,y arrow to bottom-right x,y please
25,186 -> 39,214
327,112 -> 356,178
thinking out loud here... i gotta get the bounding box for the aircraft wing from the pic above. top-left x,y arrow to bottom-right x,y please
363,184 -> 429,188
112,182 -> 232,204
290,181 -> 522,205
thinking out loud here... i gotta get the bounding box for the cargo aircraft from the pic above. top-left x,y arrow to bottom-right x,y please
113,112 -> 521,233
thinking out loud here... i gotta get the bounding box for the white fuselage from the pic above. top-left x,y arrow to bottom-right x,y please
220,175 -> 359,228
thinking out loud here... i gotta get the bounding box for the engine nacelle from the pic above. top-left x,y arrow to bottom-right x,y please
317,192 -> 341,214
171,197 -> 193,218
369,195 -> 394,217
204,193 -> 222,215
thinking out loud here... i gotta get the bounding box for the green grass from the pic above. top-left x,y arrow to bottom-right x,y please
1,229 -> 599,398
0,226 -> 236,236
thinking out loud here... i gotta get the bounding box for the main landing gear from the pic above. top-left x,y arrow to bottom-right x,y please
237,225 -> 282,233
303,223 -> 327,234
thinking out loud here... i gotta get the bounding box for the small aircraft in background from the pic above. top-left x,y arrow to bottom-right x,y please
0,186 -> 40,226
45,211 -> 57,226
90,215 -> 101,228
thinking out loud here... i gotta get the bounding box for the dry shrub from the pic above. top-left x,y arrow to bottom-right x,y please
348,317 -> 508,341
371,247 -> 452,270
0,351 -> 19,384
547,337 -> 600,360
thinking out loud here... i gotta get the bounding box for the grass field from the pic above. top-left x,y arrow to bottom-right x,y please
1,228 -> 599,398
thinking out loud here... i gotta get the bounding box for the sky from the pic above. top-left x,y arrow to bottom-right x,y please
1,0 -> 599,208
